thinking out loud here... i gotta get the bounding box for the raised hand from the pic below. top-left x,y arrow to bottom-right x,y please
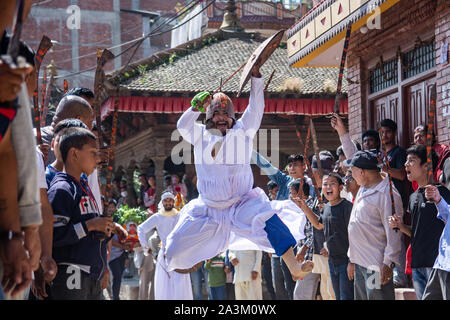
330,113 -> 347,136
191,91 -> 211,112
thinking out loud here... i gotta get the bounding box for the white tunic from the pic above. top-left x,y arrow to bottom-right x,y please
137,213 -> 193,300
165,77 -> 300,271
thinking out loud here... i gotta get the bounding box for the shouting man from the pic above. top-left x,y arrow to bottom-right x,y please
164,64 -> 313,281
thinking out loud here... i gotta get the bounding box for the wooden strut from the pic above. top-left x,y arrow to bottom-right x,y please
309,117 -> 323,179
91,48 -> 114,242
32,35 -> 52,145
426,84 -> 437,185
41,71 -> 54,127
264,69 -> 276,92
102,92 -> 120,217
295,123 -> 323,204
92,48 -> 114,169
378,130 -> 399,232
40,68 -> 47,122
216,60 -> 247,93
334,23 -> 352,115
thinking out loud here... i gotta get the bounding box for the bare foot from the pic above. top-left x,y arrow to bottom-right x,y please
291,260 -> 314,281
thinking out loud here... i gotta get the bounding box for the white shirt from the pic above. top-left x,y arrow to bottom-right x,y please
347,174 -> 403,270
228,250 -> 262,283
88,169 -> 102,215
137,213 -> 179,255
36,149 -> 48,189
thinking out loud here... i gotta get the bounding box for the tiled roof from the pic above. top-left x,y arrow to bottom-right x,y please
106,30 -> 347,98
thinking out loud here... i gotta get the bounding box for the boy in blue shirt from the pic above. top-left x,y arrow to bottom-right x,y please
47,127 -> 126,300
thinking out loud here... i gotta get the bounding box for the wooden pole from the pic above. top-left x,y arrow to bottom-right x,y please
333,24 -> 352,114
426,84 -> 437,185
32,36 -> 52,145
295,123 -> 322,204
309,117 -> 323,179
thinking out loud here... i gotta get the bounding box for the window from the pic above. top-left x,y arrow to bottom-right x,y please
402,41 -> 435,80
369,58 -> 398,94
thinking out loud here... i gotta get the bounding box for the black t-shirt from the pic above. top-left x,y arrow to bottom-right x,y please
409,185 -> 450,268
307,197 -> 326,254
319,199 -> 353,265
387,145 -> 411,208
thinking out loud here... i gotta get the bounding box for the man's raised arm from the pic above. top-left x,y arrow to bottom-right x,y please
176,91 -> 210,145
237,76 -> 265,134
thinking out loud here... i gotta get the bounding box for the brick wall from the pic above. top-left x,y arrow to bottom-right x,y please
346,0 -> 447,145
22,0 -> 177,88
435,0 -> 450,145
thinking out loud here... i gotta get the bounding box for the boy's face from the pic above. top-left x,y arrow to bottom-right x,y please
322,176 -> 342,202
405,154 -> 427,182
289,186 -> 299,200
363,135 -> 378,150
76,139 -> 99,176
287,160 -> 305,179
269,186 -> 279,200
288,180 -> 304,200
380,127 -> 395,145
107,203 -> 116,215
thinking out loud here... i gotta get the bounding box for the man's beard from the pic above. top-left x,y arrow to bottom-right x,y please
164,205 -> 174,211
212,121 -> 231,136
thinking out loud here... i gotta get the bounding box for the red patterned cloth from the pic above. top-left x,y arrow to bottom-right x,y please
0,106 -> 17,143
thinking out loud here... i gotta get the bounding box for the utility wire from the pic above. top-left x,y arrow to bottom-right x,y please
49,0 -> 199,61
54,0 -> 215,79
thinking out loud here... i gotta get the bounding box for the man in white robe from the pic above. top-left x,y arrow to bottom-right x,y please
137,192 -> 192,300
165,64 -> 313,281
